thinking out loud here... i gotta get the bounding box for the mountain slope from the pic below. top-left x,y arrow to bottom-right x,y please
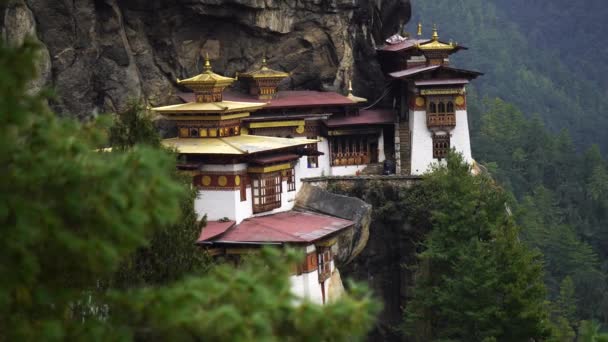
408,0 -> 608,152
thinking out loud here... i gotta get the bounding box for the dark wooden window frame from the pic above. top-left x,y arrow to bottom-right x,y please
433,133 -> 451,159
317,247 -> 332,283
283,168 -> 296,192
251,172 -> 282,214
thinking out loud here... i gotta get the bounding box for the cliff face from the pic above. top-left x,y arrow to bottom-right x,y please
2,0 -> 410,119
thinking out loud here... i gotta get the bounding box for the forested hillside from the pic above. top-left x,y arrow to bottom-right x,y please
408,0 -> 608,152
409,0 -> 608,332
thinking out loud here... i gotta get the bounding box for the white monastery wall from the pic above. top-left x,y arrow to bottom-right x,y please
409,109 -> 434,175
289,245 -> 341,305
452,110 -> 473,164
378,129 -> 386,163
195,189 -> 241,221
409,109 -> 474,175
330,165 -> 368,176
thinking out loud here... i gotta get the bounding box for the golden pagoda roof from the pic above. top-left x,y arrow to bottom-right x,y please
177,55 -> 235,89
415,25 -> 456,51
346,80 -> 367,103
239,56 -> 289,79
162,135 -> 318,155
152,100 -> 266,114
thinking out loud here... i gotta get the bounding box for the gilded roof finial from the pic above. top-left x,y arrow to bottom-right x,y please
204,52 -> 212,72
432,24 -> 439,41
417,22 -> 423,36
348,80 -> 354,95
261,53 -> 269,70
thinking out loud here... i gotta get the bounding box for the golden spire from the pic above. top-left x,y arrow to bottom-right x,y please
346,80 -> 367,103
432,24 -> 439,41
204,52 -> 212,72
417,22 -> 423,36
261,54 -> 269,70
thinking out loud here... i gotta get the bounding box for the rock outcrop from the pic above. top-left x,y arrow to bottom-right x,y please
2,0 -> 410,119
296,183 -> 372,266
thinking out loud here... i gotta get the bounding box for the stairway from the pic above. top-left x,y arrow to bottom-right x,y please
398,122 -> 411,175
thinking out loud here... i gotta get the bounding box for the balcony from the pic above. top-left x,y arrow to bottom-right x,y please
427,113 -> 456,128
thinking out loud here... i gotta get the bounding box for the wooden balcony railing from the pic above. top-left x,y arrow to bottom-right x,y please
427,113 -> 456,128
331,152 -> 369,166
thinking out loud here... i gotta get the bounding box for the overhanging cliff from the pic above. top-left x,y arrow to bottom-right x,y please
2,0 -> 410,119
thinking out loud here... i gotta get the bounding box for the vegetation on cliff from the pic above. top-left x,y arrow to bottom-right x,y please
0,38 -> 379,341
402,153 -> 550,341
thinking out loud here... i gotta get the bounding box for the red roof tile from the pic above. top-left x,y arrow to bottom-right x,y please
325,109 -> 395,127
197,211 -> 354,245
389,65 -> 482,79
378,39 -> 430,52
198,220 -> 236,241
178,90 -> 357,110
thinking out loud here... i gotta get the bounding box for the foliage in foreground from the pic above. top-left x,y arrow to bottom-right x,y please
0,38 -> 379,341
107,102 -> 210,287
402,153 -> 551,341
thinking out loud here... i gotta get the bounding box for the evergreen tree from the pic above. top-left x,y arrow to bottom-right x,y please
403,152 -> 551,341
107,102 -> 210,287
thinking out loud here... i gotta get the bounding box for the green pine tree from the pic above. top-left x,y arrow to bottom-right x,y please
403,152 -> 551,341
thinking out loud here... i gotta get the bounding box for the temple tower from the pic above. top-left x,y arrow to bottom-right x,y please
378,24 -> 482,175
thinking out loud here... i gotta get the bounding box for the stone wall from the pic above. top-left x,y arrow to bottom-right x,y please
2,0 -> 410,119
303,174 -> 422,191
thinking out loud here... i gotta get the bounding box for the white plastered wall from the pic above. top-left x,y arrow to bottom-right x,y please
289,244 -> 341,305
409,108 -> 473,175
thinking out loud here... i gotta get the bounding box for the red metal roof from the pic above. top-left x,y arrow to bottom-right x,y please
415,78 -> 470,86
178,90 -> 357,110
197,211 -> 354,245
325,109 -> 395,127
378,38 -> 430,52
198,220 -> 236,241
389,65 -> 482,79
389,65 -> 440,78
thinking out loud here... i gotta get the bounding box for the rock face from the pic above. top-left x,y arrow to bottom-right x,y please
295,183 -> 372,266
2,0 -> 410,119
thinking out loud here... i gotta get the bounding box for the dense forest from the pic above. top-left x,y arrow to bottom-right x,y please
409,0 -> 608,334
409,0 -> 608,152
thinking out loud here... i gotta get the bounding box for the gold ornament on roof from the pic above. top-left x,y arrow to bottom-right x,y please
346,80 -> 367,104
416,25 -> 456,51
176,54 -> 235,94
417,22 -> 423,36
240,54 -> 289,79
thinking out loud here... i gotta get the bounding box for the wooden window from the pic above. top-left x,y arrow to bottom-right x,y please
427,97 -> 456,128
240,175 -> 247,202
438,102 -> 446,113
251,172 -> 282,213
307,141 -> 319,168
317,247 -> 332,283
330,136 -> 372,166
283,168 -> 296,192
189,128 -> 199,137
447,101 -> 454,113
433,134 -> 450,159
